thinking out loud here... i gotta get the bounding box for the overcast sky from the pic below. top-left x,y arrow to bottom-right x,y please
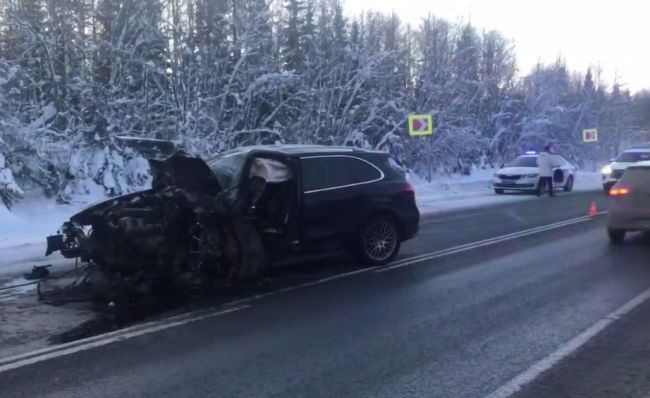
345,0 -> 648,92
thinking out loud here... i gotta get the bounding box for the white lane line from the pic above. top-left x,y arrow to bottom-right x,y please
0,213 -> 605,374
485,286 -> 650,398
0,305 -> 249,374
377,215 -> 598,273
0,267 -> 378,374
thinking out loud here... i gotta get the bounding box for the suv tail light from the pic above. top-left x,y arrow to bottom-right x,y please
610,187 -> 630,197
403,181 -> 416,200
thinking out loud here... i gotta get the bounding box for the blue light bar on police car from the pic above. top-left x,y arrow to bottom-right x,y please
525,151 -> 537,155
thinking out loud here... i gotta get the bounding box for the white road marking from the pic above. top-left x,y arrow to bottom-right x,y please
0,212 -> 605,375
0,305 -> 250,374
377,214 -> 602,273
485,286 -> 650,398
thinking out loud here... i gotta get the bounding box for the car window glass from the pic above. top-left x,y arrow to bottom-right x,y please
208,152 -> 247,191
350,158 -> 382,183
507,156 -> 538,167
301,157 -> 382,192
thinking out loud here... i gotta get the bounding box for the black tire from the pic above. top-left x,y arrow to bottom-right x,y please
563,176 -> 574,192
358,216 -> 401,266
608,229 -> 626,245
494,188 -> 504,194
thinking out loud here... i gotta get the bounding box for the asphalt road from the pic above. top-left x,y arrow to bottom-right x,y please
3,190 -> 650,398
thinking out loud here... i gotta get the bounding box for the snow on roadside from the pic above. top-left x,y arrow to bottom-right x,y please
411,169 -> 602,216
0,189 -> 91,278
574,171 -> 602,192
0,190 -> 88,249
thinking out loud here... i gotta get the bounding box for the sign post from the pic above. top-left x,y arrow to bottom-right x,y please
408,114 -> 435,182
582,128 -> 599,172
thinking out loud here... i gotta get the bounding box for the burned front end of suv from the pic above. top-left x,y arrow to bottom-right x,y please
45,150 -> 263,301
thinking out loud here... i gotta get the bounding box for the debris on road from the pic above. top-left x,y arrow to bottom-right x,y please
22,265 -> 51,280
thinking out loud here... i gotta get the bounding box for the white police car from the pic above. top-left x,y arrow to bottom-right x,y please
601,148 -> 650,195
492,152 -> 576,194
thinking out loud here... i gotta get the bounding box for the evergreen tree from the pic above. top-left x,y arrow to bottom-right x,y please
281,0 -> 305,71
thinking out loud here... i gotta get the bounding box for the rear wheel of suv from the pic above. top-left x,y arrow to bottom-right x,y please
563,176 -> 574,192
494,188 -> 504,194
608,228 -> 626,245
358,216 -> 401,266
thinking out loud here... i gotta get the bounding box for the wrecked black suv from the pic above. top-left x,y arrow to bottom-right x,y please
46,143 -> 419,296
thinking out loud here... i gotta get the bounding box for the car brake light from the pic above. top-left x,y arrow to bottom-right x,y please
610,187 -> 630,196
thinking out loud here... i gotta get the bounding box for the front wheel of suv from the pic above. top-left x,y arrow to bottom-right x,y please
358,216 -> 401,266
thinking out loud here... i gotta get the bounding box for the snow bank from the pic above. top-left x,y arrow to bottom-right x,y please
0,189 -> 87,278
412,169 -> 602,215
0,190 -> 85,249
574,171 -> 602,192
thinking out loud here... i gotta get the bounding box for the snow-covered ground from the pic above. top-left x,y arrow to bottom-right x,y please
411,168 -> 602,215
0,190 -> 89,277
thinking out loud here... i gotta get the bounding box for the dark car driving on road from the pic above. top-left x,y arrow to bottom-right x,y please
47,144 -> 419,298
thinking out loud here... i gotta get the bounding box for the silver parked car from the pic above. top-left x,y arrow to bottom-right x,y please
606,161 -> 650,244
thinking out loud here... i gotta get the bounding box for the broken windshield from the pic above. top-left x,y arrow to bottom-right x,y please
208,152 -> 248,194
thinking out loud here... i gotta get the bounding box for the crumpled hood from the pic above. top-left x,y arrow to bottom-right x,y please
148,153 -> 221,195
70,191 -> 150,225
70,153 -> 222,225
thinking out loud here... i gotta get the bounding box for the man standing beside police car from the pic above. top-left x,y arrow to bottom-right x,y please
537,144 -> 562,197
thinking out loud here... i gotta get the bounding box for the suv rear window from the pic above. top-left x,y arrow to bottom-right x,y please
301,156 -> 383,192
616,152 -> 650,162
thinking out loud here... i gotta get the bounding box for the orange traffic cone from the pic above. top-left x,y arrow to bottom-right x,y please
588,201 -> 598,217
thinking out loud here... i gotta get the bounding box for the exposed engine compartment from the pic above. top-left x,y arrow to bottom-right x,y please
45,151 -> 265,302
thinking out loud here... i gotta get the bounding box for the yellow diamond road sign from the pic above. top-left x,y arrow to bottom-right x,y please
583,128 -> 598,143
408,114 -> 434,136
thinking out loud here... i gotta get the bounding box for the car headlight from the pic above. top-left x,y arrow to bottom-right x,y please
524,174 -> 539,178
601,165 -> 613,175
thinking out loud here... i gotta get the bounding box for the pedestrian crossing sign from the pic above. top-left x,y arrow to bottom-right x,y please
408,115 -> 434,136
583,128 -> 598,143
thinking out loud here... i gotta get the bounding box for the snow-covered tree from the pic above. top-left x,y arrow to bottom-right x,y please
0,153 -> 23,209
0,1 -> 641,205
